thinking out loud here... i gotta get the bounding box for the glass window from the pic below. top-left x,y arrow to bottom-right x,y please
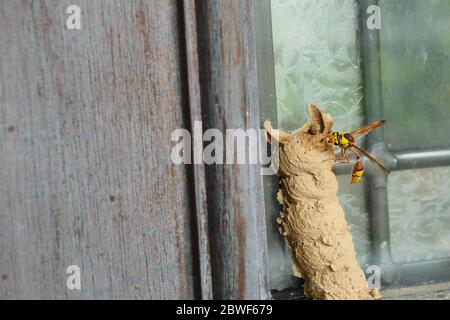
380,0 -> 450,151
389,166 -> 450,264
271,0 -> 364,132
268,0 -> 450,293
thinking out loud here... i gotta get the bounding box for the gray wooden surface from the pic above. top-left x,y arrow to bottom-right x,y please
0,0 -> 196,299
196,0 -> 270,299
181,0 -> 212,300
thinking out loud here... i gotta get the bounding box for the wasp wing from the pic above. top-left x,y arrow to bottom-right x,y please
350,120 -> 385,137
351,144 -> 390,175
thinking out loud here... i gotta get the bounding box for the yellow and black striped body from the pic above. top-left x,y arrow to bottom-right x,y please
327,121 -> 388,184
329,131 -> 355,149
351,160 -> 364,184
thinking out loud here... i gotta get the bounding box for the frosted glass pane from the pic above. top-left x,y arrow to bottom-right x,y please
271,0 -> 370,280
389,166 -> 450,264
380,0 -> 450,151
271,0 -> 364,132
337,176 -> 370,268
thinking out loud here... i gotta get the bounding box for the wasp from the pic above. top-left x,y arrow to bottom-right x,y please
325,120 -> 389,184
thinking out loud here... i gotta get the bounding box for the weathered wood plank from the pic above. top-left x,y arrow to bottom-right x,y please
196,0 -> 270,299
181,0 -> 213,300
0,0 -> 196,299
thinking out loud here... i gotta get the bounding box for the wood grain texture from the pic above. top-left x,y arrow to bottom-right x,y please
181,0 -> 212,300
196,0 -> 270,299
0,0 -> 196,299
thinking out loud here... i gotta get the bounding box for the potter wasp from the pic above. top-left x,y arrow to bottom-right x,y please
326,120 -> 389,184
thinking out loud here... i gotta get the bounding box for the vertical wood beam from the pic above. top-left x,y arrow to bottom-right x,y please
180,0 -> 213,300
195,0 -> 270,299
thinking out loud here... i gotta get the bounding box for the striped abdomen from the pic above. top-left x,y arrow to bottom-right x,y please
351,160 -> 364,184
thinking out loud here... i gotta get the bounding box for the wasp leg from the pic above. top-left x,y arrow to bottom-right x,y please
321,133 -> 335,151
335,148 -> 351,165
347,148 -> 361,160
337,149 -> 350,164
322,143 -> 334,152
320,133 -> 332,143
323,148 -> 349,164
